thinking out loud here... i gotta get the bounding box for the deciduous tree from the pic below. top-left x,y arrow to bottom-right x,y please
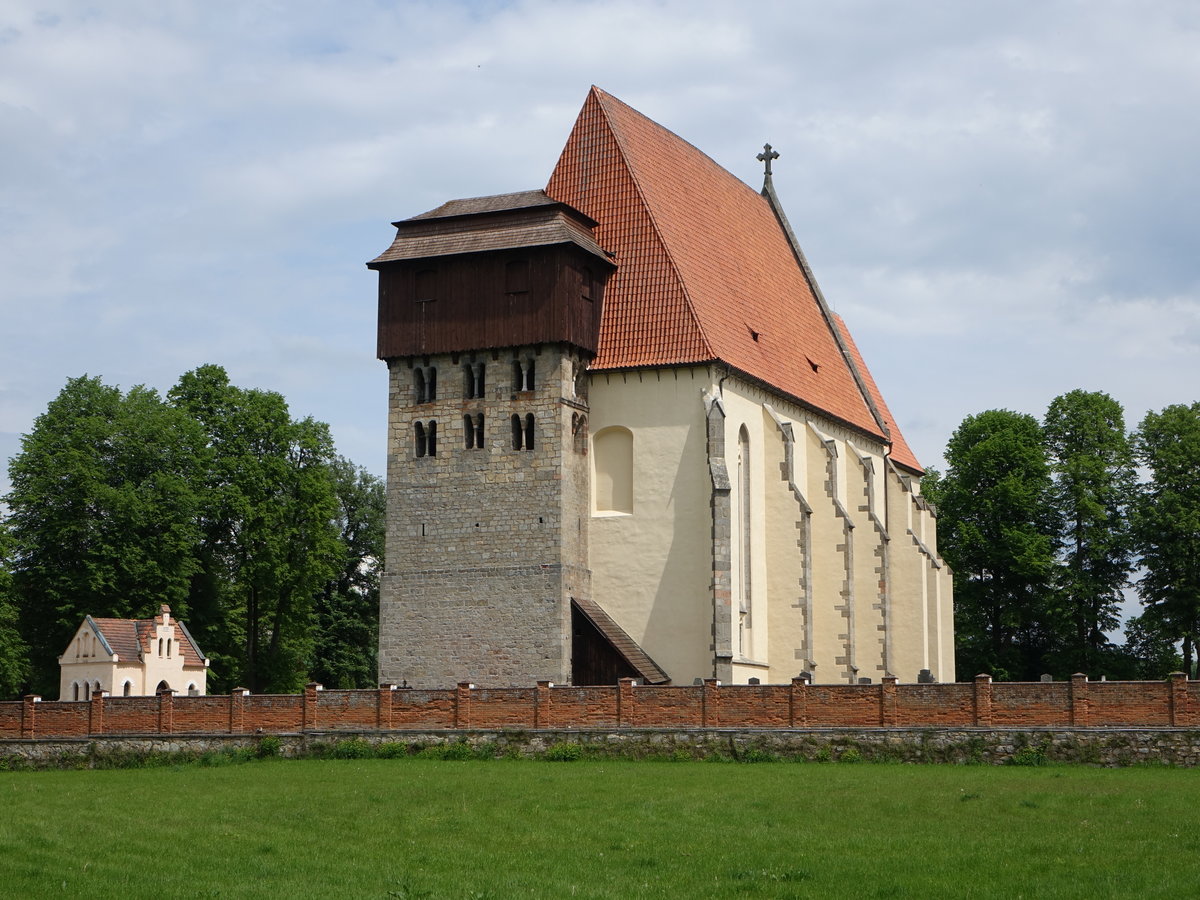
1134,402 -> 1200,677
5,377 -> 205,694
1043,390 -> 1136,674
933,410 -> 1058,680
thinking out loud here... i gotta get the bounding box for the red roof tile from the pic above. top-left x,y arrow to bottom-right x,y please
546,87 -> 922,469
90,610 -> 207,669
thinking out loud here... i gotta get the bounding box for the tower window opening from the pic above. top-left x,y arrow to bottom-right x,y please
475,413 -> 484,448
415,421 -> 427,458
513,358 -> 535,392
524,414 -> 535,451
426,420 -> 437,457
464,363 -> 485,399
414,366 -> 437,403
511,414 -> 523,450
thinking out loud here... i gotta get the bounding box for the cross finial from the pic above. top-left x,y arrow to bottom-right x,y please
757,143 -> 779,178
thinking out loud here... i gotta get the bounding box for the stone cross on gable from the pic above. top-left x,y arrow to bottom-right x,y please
757,143 -> 779,178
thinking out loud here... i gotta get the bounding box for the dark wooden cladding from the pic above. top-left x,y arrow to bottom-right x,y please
376,245 -> 610,360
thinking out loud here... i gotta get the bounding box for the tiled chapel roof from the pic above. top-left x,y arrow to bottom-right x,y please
545,87 -> 923,473
88,610 -> 207,669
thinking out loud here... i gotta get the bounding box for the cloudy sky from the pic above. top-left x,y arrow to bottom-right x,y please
2,0 -> 1197,497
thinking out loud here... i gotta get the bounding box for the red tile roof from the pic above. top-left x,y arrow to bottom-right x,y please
89,610 -> 207,669
546,87 -> 922,472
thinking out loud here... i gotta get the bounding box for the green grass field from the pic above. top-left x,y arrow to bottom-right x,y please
2,758 -> 1197,898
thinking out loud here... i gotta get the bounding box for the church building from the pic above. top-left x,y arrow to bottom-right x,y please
370,87 -> 953,688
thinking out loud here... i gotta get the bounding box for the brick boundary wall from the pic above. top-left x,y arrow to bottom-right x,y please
3,674 -> 1197,739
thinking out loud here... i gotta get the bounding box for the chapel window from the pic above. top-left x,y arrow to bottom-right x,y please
123,681 -> 132,697
167,638 -> 172,658
593,426 -> 633,514
159,638 -> 164,657
188,684 -> 199,697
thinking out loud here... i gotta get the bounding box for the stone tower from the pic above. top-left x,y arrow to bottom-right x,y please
369,191 -> 614,688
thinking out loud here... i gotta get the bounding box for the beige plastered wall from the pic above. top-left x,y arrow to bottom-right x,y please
588,366 -> 954,686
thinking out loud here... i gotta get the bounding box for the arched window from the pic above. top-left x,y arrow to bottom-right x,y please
123,681 -> 132,697
511,414 -> 523,450
464,414 -> 476,449
474,413 -> 484,449
187,683 -> 199,697
72,682 -> 79,702
463,363 -> 485,399
426,368 -> 437,402
512,358 -> 535,392
737,425 -> 753,650
158,638 -> 164,657
415,421 -> 427,458
167,638 -> 172,658
414,368 -> 426,404
156,680 -> 171,694
93,680 -> 101,697
593,427 -> 633,514
415,268 -> 437,302
524,414 -> 535,451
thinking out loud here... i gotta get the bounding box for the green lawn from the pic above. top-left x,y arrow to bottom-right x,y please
1,759 -> 1196,898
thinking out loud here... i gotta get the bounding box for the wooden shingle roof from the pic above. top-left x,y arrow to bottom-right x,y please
546,87 -> 923,473
571,597 -> 670,685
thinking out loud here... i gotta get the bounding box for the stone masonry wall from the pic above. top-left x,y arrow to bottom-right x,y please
379,344 -> 592,687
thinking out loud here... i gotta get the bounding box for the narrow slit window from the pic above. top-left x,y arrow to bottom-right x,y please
426,367 -> 437,402
415,421 -> 427,458
475,413 -> 485,448
414,368 -> 426,404
464,414 -> 476,449
524,414 -> 535,451
427,420 -> 437,457
525,359 -> 535,391
511,414 -> 523,450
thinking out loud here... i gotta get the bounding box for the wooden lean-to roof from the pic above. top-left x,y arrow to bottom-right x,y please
545,87 -> 922,473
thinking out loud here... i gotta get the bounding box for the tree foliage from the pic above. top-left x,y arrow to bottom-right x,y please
0,520 -> 30,698
2,367 -> 375,697
933,410 -> 1058,680
1042,390 -> 1136,674
1133,402 -> 1200,678
5,376 -> 206,694
311,458 -> 385,689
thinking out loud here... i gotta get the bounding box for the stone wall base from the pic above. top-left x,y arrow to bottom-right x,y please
4,727 -> 1200,768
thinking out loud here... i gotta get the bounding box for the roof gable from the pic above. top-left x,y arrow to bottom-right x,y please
546,87 -> 921,466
